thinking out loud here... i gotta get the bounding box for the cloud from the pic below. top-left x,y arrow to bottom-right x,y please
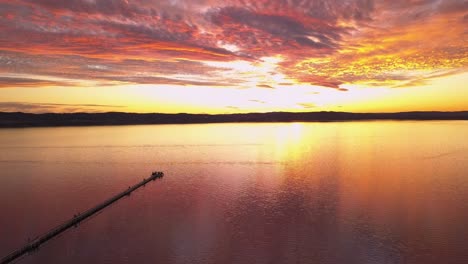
298,103 -> 315,109
226,106 -> 239,109
109,76 -> 238,87
0,0 -> 466,93
256,84 -> 274,89
206,6 -> 342,50
25,0 -> 146,17
0,76 -> 78,88
0,102 -> 126,113
249,99 -> 266,104
0,51 -> 244,87
392,69 -> 467,88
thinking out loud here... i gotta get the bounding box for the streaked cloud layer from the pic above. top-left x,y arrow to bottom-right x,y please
0,0 -> 467,112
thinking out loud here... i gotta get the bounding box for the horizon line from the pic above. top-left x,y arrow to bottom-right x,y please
2,110 -> 468,115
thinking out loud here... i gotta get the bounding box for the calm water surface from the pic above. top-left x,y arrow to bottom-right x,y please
1,122 -> 467,264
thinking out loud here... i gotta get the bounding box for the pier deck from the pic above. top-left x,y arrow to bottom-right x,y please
1,171 -> 164,264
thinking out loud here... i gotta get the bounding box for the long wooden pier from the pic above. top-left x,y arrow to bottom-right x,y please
1,171 -> 164,264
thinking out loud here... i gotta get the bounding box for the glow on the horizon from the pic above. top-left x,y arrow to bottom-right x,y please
1,72 -> 466,114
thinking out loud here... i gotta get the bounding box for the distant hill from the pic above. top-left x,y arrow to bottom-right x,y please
1,111 -> 467,128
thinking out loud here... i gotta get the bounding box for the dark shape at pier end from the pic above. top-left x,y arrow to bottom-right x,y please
0,171 -> 165,264
152,171 -> 164,178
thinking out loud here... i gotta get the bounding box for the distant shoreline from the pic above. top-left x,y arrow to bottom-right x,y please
1,111 -> 467,128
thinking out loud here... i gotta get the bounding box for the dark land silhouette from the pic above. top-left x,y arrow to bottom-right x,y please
1,111 -> 467,128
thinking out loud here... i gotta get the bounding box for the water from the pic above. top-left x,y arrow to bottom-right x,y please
0,122 -> 467,264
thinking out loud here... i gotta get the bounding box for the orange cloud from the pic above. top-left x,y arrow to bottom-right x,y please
0,0 -> 466,112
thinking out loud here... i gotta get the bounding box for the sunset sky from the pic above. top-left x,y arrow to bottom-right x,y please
0,0 -> 467,113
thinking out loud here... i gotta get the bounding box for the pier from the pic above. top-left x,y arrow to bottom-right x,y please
1,171 -> 164,264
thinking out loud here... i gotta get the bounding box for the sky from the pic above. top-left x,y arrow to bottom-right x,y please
0,0 -> 467,113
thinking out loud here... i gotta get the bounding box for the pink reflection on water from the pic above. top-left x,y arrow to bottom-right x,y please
0,122 -> 467,263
